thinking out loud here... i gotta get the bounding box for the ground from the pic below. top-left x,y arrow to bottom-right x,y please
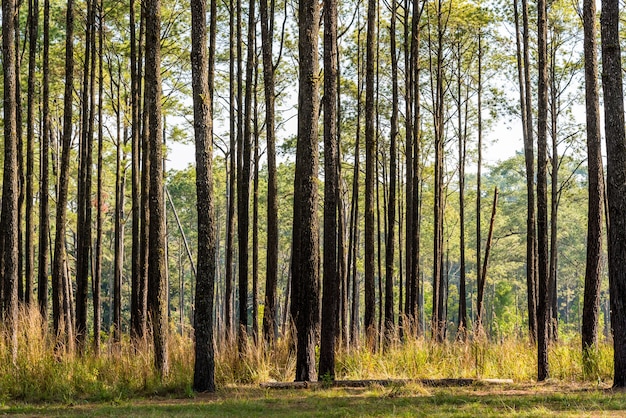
2,382 -> 626,417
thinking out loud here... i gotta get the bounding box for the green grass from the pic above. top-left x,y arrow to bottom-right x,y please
2,384 -> 626,416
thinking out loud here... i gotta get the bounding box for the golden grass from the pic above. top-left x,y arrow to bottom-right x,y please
0,307 -> 615,403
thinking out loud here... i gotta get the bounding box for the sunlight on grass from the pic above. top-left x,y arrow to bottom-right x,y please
0,306 -> 615,404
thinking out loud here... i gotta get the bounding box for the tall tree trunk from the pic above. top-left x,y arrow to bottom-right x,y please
52,0 -> 76,349
536,0 -> 550,381
549,54 -> 559,342
456,37 -> 467,339
238,0 -> 255,353
113,67 -> 124,343
146,0 -> 169,375
76,0 -> 95,349
364,0 -> 377,350
252,61 -> 259,345
139,7 -> 150,344
192,0 -> 216,390
225,0 -> 237,342
93,0 -> 104,353
581,0 -> 604,369
2,0 -> 20,362
475,32 -> 483,338
291,0 -> 320,380
319,0 -> 339,376
130,0 -> 143,343
385,0 -> 398,342
601,0 -> 626,388
25,0 -> 39,307
260,0 -> 278,347
431,0 -> 448,343
522,0 -> 538,343
39,0 -> 50,321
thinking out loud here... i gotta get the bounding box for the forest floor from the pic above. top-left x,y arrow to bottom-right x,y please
2,381 -> 626,417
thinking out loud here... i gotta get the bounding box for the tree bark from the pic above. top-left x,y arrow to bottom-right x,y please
146,0 -> 169,375
192,0 -> 216,391
25,0 -> 39,308
601,0 -> 626,388
38,0 -> 50,322
291,0 -> 320,380
581,0 -> 604,366
385,0 -> 398,342
2,0 -> 20,362
52,0 -> 76,349
319,0 -> 339,377
364,0 -> 377,350
537,0 -> 550,381
260,0 -> 278,347
522,0 -> 538,343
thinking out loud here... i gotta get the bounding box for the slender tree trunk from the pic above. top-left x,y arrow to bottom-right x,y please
537,0 -> 550,381
146,0 -> 169,375
319,0 -> 339,376
113,68 -> 124,343
93,0 -> 104,353
237,0 -> 255,353
52,0 -> 76,349
192,0 -> 216,390
475,32 -> 483,338
364,0 -> 377,349
581,0 -> 604,369
25,0 -> 39,308
260,0 -> 278,347
456,38 -> 467,339
225,0 -> 236,342
39,0 -> 50,321
252,62 -> 259,345
2,0 -> 20,362
291,0 -> 320,379
522,0 -> 538,343
385,0 -> 398,342
130,0 -> 143,342
601,0 -> 626,388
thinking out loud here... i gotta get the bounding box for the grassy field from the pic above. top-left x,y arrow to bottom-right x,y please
2,382 -> 626,417
0,309 -> 622,415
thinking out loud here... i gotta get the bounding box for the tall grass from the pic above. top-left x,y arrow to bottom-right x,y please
0,307 -> 614,403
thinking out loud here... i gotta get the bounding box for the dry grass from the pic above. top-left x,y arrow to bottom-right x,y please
0,307 -> 615,403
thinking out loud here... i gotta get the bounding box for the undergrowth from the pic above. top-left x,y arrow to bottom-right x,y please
0,306 -> 614,403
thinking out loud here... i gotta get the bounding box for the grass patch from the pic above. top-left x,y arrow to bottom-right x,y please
0,307 -> 616,407
2,384 -> 626,416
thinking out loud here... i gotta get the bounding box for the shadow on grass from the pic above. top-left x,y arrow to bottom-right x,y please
3,384 -> 626,417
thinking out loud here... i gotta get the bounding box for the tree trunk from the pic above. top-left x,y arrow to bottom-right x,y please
601,0 -> 626,388
238,0 -> 255,353
130,0 -> 143,343
291,0 -> 320,380
39,0 -> 50,321
146,0 -> 169,375
2,0 -> 20,362
319,0 -> 339,377
537,0 -> 550,381
93,0 -> 104,353
76,0 -> 96,349
456,37 -> 467,340
225,0 -> 237,342
252,62 -> 259,345
364,0 -> 377,350
581,0 -> 604,369
192,0 -> 216,390
260,0 -> 278,348
25,0 -> 39,308
52,0 -> 76,349
385,0 -> 398,342
522,0 -> 538,343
